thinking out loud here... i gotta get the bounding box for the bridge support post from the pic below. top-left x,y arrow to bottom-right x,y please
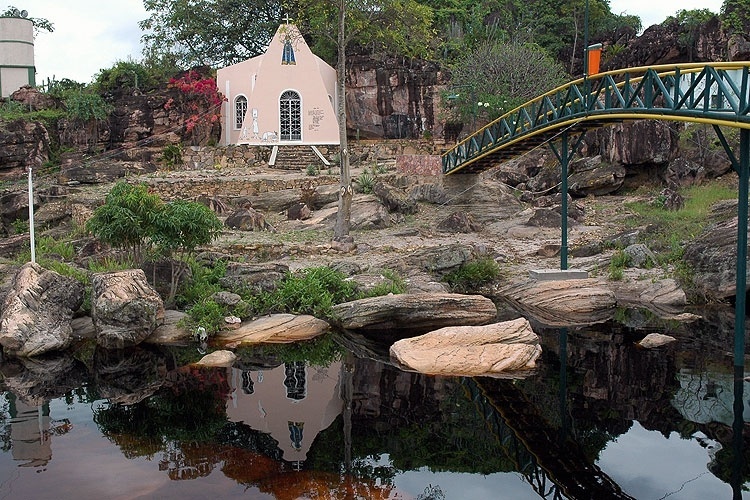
736,129 -> 749,368
549,132 -> 584,271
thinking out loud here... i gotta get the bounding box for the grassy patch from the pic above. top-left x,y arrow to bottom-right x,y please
443,257 -> 502,292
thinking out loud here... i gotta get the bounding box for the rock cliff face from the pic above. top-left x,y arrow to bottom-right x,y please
345,54 -> 449,140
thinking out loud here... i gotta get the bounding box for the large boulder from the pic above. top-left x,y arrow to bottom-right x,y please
497,278 -> 616,327
216,314 -> 330,345
332,293 -> 497,331
568,156 -> 626,196
389,317 -> 541,377
683,212 -> 750,301
91,269 -> 165,349
0,262 -> 84,357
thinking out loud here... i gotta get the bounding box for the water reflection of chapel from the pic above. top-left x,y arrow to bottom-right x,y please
226,362 -> 343,465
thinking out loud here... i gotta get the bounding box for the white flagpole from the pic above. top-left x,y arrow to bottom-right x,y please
28,167 -> 35,263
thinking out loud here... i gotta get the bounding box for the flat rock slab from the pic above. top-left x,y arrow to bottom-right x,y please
389,317 -> 541,377
332,293 -> 497,331
499,278 -> 615,327
215,313 -> 330,345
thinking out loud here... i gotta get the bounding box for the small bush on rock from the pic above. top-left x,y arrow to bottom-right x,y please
443,257 -> 501,292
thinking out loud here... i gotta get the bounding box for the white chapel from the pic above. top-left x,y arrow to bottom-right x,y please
216,23 -> 340,148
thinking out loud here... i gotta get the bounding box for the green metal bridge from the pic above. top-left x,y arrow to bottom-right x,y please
442,62 -> 750,175
441,62 -> 750,369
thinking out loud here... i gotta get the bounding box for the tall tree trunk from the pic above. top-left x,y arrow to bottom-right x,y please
333,0 -> 352,240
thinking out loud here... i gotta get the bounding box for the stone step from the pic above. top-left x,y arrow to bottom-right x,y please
271,146 -> 332,170
528,269 -> 589,281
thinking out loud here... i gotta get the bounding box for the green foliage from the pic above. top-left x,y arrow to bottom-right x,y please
445,40 -> 568,124
625,180 -> 736,290
608,249 -> 630,281
161,144 -> 183,169
86,181 -> 163,263
356,168 -> 375,194
87,256 -> 138,273
176,259 -> 227,308
250,266 -> 360,319
240,333 -> 343,367
185,299 -> 226,335
93,59 -> 159,95
152,200 -> 224,305
306,164 -> 320,176
63,90 -> 113,121
10,218 -> 29,235
140,0 -> 285,68
721,0 -> 750,35
443,257 -> 501,292
298,0 -> 436,63
361,269 -> 407,297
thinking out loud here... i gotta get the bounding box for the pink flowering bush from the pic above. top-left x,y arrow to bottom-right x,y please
166,70 -> 225,145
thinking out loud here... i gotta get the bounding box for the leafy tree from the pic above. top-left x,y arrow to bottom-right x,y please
664,9 -> 717,61
93,59 -> 162,96
446,40 -> 568,124
152,200 -> 223,305
721,0 -> 750,35
86,181 -> 163,263
291,0 -> 434,240
139,0 -> 287,68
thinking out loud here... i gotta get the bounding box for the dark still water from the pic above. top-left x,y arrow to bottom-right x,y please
0,307 -> 748,500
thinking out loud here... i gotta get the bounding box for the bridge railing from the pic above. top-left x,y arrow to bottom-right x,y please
442,62 -> 750,174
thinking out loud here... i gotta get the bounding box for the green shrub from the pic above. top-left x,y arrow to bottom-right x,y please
175,259 -> 227,308
249,266 -> 359,319
608,249 -> 631,281
361,269 -> 407,297
161,144 -> 183,169
356,169 -> 375,194
305,164 -> 319,176
185,299 -> 226,335
443,257 -> 501,292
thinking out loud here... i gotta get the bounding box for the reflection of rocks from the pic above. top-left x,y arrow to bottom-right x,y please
0,262 -> 84,356
93,347 -> 167,404
91,269 -> 165,349
0,354 -> 87,406
497,278 -> 615,327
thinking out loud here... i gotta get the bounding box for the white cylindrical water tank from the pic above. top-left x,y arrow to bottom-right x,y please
0,15 -> 35,98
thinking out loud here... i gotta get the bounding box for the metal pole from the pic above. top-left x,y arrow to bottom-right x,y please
27,167 -> 35,264
561,132 -> 569,270
735,128 -> 749,367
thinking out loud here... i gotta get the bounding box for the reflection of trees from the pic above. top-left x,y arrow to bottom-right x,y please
306,361 -> 514,480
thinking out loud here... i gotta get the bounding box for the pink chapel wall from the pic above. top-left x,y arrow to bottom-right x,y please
217,24 -> 339,147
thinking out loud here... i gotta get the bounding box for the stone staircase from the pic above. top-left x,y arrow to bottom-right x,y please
269,145 -> 332,171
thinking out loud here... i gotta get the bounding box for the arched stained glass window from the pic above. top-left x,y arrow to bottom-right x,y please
234,95 -> 247,129
282,40 -> 296,65
279,90 -> 301,141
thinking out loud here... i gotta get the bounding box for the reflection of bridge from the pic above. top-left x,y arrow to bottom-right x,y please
464,378 -> 635,500
442,63 -> 750,174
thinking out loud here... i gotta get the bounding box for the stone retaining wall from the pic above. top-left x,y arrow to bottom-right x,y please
181,139 -> 447,171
